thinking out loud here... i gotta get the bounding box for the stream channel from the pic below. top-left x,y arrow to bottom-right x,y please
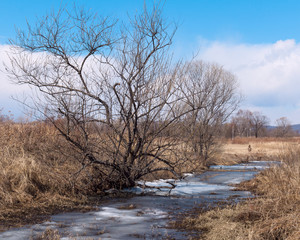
0,161 -> 278,240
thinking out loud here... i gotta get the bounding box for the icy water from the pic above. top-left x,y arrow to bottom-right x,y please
0,161 -> 279,240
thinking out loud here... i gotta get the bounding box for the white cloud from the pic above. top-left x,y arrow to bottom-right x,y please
0,45 -> 31,117
197,39 -> 300,124
2,40 -> 300,124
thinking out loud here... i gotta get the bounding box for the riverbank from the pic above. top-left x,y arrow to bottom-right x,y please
0,160 -> 270,239
173,147 -> 300,240
0,123 -> 297,235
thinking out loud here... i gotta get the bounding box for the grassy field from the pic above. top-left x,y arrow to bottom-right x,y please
174,138 -> 300,240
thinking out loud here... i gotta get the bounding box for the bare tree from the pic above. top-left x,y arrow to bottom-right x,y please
275,117 -> 293,137
231,109 -> 253,138
251,111 -> 269,138
178,61 -> 241,165
231,110 -> 269,138
7,4 -> 193,189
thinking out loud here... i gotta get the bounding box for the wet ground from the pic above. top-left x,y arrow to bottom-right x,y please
0,161 -> 278,240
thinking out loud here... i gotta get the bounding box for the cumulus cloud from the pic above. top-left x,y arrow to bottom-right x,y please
2,40 -> 300,124
197,39 -> 300,124
0,45 -> 31,117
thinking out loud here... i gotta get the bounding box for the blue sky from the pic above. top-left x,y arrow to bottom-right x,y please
2,0 -> 300,44
1,0 -> 300,123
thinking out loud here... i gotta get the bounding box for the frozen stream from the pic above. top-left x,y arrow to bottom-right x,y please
0,161 -> 278,240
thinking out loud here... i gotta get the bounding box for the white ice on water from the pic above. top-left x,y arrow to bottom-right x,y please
126,178 -> 232,196
0,206 -> 169,240
125,161 -> 276,196
210,165 -> 265,170
209,161 -> 279,171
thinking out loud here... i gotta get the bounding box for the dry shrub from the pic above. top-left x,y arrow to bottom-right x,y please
177,146 -> 300,240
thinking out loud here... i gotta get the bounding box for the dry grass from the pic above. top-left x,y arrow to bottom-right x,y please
175,146 -> 300,240
32,227 -> 103,240
34,228 -> 61,240
229,137 -> 300,145
209,137 -> 300,166
0,122 -> 90,204
0,121 -> 109,231
2,119 -> 299,237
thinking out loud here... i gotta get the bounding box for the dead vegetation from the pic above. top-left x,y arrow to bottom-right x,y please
0,121 -> 111,231
0,121 -> 102,204
174,145 -> 300,240
1,114 -> 299,237
211,136 -> 300,165
0,119 -> 209,230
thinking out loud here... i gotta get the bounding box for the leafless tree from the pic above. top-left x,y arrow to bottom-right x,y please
231,110 -> 269,138
231,109 -> 253,138
178,61 -> 241,165
275,117 -> 293,137
251,111 -> 269,138
7,4 -> 198,189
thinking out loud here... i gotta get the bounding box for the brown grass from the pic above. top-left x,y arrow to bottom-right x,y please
229,136 -> 300,144
35,228 -> 61,240
32,227 -> 103,240
174,146 -> 300,240
0,121 -> 110,231
208,137 -> 300,166
0,121 -> 91,203
2,119 -> 299,236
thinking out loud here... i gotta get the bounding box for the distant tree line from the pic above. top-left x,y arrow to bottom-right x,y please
225,110 -> 297,138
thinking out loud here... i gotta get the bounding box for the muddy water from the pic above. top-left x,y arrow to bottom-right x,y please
0,161 -> 278,240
